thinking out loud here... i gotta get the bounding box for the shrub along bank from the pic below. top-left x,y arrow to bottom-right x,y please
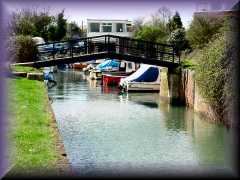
185,16 -> 236,126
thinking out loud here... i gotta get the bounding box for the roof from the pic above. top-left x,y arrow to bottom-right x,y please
87,19 -> 132,22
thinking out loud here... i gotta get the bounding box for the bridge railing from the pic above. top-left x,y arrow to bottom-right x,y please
35,35 -> 180,64
106,35 -> 179,63
35,35 -> 108,61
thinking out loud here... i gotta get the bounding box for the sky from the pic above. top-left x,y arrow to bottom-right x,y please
2,0 -> 239,29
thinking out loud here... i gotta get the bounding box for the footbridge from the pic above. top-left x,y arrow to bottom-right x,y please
30,35 -> 180,68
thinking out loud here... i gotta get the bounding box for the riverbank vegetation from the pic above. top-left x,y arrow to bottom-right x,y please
10,65 -> 43,73
7,9 -> 85,64
7,76 -> 59,175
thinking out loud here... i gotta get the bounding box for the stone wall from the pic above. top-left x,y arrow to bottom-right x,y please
159,68 -> 219,122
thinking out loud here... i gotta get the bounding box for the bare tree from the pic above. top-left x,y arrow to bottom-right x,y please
133,17 -> 144,31
157,6 -> 172,25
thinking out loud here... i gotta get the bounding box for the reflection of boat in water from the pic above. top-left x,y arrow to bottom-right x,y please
88,78 -> 99,89
119,64 -> 161,92
119,92 -> 160,108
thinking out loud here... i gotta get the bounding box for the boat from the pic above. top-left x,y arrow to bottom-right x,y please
83,63 -> 99,74
102,71 -> 132,86
119,64 -> 161,92
43,67 -> 57,88
73,63 -> 88,70
89,59 -> 120,80
89,69 -> 102,80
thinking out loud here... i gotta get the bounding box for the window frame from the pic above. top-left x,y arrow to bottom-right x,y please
90,23 -> 100,32
116,23 -> 124,32
101,23 -> 112,32
126,23 -> 133,32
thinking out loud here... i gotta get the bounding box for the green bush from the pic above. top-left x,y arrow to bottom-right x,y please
134,25 -> 169,43
194,32 -> 227,118
168,28 -> 189,56
186,15 -> 224,49
9,35 -> 38,63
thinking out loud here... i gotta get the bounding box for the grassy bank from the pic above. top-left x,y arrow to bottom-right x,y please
10,65 -> 43,73
8,77 -> 59,175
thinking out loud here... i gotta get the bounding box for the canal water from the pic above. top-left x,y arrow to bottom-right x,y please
48,70 -> 234,176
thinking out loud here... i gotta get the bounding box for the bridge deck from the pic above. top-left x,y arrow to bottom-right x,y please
33,35 -> 180,68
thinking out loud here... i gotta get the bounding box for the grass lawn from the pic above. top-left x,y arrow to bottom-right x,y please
10,65 -> 43,73
8,77 -> 58,175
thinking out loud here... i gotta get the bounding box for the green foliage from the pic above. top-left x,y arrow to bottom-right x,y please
10,9 -> 67,42
134,25 -> 168,43
10,65 -> 43,73
47,24 -> 57,41
10,9 -> 53,41
133,7 -> 171,43
194,32 -> 226,117
66,21 -> 82,39
32,12 -> 52,40
167,11 -> 183,32
186,15 -> 224,49
55,10 -> 67,41
8,35 -> 38,63
168,28 -> 189,55
180,59 -> 195,69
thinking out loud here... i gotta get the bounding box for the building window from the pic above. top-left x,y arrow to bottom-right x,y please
90,23 -> 100,32
126,24 -> 133,32
102,23 -> 112,32
127,62 -> 132,69
116,23 -> 123,32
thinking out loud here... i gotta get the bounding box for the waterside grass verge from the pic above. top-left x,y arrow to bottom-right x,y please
7,75 -> 71,176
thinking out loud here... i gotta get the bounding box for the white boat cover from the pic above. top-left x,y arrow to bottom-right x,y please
119,64 -> 160,87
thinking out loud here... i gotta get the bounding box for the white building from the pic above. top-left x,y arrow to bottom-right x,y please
87,19 -> 133,38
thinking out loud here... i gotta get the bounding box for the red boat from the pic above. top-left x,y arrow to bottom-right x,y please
102,72 -> 132,87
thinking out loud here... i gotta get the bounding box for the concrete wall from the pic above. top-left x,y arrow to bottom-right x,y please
159,68 -> 219,122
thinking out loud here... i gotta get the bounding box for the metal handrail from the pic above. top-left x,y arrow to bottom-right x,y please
35,35 -> 180,64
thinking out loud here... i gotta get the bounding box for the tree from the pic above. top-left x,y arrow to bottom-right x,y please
168,11 -> 183,32
48,24 -> 57,41
134,25 -> 168,43
133,7 -> 172,43
66,22 -> 81,39
157,6 -> 172,25
168,28 -> 189,56
8,35 -> 38,63
32,11 -> 53,40
133,17 -> 144,32
9,9 -> 53,40
186,15 -> 224,49
55,10 -> 67,41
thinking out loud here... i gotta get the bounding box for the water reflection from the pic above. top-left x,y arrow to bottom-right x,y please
48,70 -> 232,175
119,93 -> 159,109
